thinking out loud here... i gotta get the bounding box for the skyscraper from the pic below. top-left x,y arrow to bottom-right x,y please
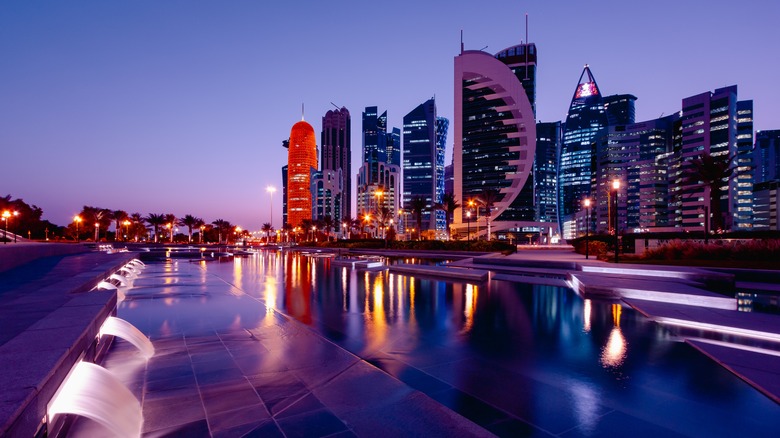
495,42 -> 537,116
357,106 -> 401,233
673,86 -> 746,231
733,100 -> 754,229
453,46 -> 537,238
603,94 -> 637,126
559,65 -> 608,230
402,98 -> 448,235
752,130 -> 780,230
535,122 -> 560,225
316,107 -> 351,222
361,107 -> 388,184
286,118 -> 317,229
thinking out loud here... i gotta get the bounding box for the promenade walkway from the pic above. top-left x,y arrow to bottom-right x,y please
0,245 -> 135,436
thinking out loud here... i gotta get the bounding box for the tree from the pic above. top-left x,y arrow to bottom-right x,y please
321,216 -> 335,242
261,222 -> 273,244
282,223 -> 294,243
112,210 -> 128,241
129,212 -> 145,242
178,214 -> 201,244
211,219 -> 231,244
477,189 -> 499,240
79,206 -> 112,241
441,192 -> 460,241
408,196 -> 427,240
145,213 -> 166,243
299,219 -> 314,241
681,152 -> 736,233
376,207 -> 393,240
164,214 -> 177,243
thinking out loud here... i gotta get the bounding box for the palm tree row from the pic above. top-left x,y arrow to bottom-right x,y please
69,205 -> 246,244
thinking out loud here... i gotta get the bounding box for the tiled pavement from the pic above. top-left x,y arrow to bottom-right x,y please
68,262 -> 490,437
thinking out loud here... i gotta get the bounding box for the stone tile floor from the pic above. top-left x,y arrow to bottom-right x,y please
67,262 -> 488,437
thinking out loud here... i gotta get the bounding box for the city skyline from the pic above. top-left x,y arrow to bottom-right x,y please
2,1 -> 779,229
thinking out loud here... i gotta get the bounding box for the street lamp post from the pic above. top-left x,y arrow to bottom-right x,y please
466,210 -> 471,244
200,225 -> 205,244
94,222 -> 100,243
266,186 -> 276,230
1,211 -> 9,244
123,220 -> 131,241
583,198 -> 591,260
612,179 -> 620,264
74,216 -> 82,243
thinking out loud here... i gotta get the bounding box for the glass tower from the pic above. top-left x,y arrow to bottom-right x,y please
403,98 -> 445,233
559,65 -> 607,228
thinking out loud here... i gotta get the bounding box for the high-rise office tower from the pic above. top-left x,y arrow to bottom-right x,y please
357,106 -> 401,231
559,65 -> 608,232
402,98 -> 448,235
387,127 -> 401,167
595,114 -> 678,233
673,86 -> 746,232
362,107 -> 388,184
733,100 -> 754,229
286,118 -> 318,229
535,122 -> 560,225
495,42 -> 537,116
316,107 -> 351,222
603,94 -> 637,126
753,130 -> 780,230
453,45 -> 537,238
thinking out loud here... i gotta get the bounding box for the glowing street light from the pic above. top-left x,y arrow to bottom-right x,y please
612,179 -> 621,264
583,198 -> 591,260
94,222 -> 100,243
200,225 -> 205,244
123,220 -> 131,241
2,210 -> 19,244
73,216 -> 82,243
466,210 -> 471,244
266,186 -> 276,230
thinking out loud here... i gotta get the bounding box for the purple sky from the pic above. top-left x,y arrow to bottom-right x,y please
2,1 -> 778,230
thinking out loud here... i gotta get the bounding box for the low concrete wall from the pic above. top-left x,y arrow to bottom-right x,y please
0,243 -> 89,273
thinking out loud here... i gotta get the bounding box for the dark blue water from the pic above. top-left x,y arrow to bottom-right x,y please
124,251 -> 780,436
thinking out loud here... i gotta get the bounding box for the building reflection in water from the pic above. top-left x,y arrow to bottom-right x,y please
284,252 -> 312,324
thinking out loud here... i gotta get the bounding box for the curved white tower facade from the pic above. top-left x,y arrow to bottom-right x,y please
453,49 -> 538,236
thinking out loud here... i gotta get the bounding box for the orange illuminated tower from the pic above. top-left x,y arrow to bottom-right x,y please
286,115 -> 318,229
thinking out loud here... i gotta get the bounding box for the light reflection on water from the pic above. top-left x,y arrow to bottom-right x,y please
122,251 -> 780,436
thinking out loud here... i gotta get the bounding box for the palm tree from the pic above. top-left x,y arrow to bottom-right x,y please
441,193 -> 460,240
321,216 -> 335,242
408,196 -> 427,241
348,217 -> 361,239
376,207 -> 393,240
130,212 -> 144,242
477,189 -> 500,240
163,213 -> 177,243
178,214 -> 200,243
112,210 -> 128,241
145,213 -> 166,243
299,219 -> 314,241
211,219 -> 230,244
681,152 -> 736,233
282,223 -> 294,243
261,222 -> 273,244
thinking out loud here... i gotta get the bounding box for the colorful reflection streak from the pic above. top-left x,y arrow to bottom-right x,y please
157,251 -> 780,436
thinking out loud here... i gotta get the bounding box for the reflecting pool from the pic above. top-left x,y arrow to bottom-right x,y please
121,251 -> 780,436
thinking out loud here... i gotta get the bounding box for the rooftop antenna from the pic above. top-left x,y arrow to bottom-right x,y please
301,103 -> 304,121
479,45 -> 488,51
330,102 -> 341,110
525,13 -> 529,80
460,30 -> 464,54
